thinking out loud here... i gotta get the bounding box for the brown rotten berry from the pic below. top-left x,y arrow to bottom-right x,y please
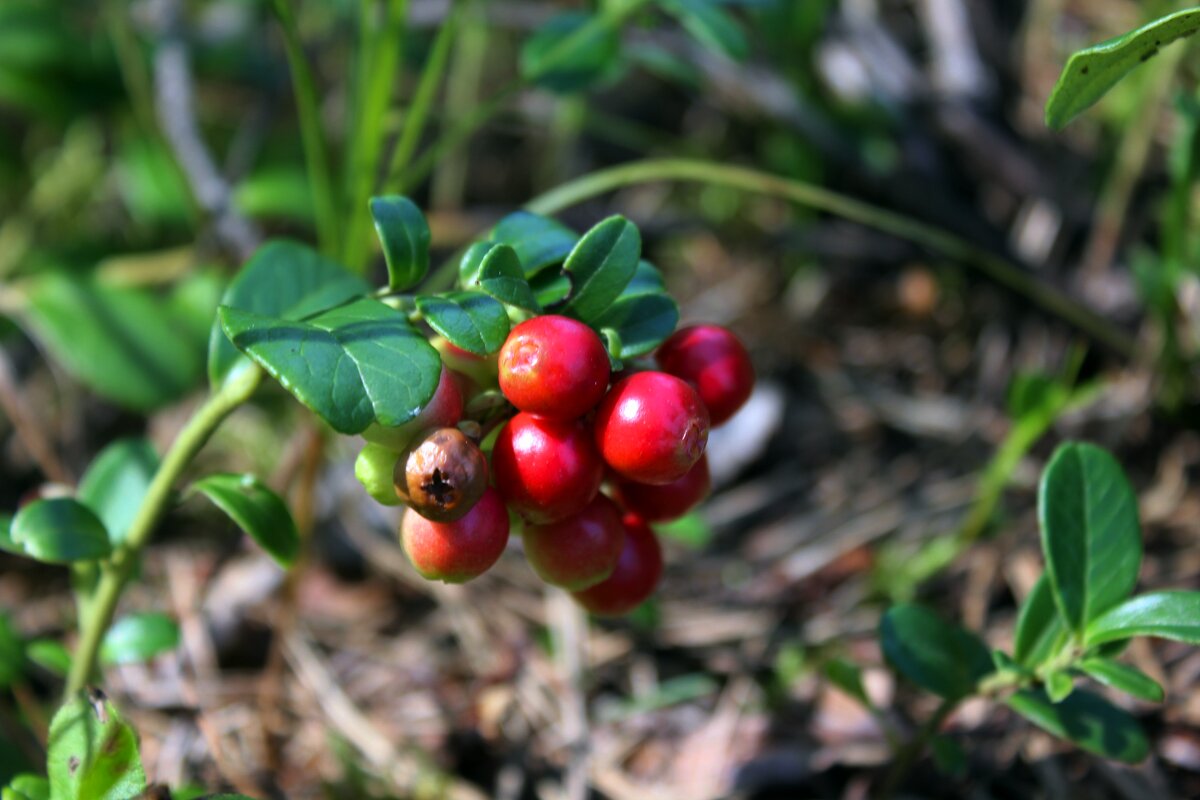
393,427 -> 488,522
401,487 -> 510,583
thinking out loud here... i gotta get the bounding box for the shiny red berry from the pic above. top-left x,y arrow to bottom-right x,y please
498,315 -> 610,419
522,495 -> 625,590
491,412 -> 604,524
656,325 -> 754,425
593,371 -> 709,485
400,487 -> 509,583
613,454 -> 711,522
572,513 -> 663,616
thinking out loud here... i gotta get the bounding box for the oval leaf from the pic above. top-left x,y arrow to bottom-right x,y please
520,12 -> 620,94
1077,657 -> 1164,703
530,269 -> 571,309
1045,669 -> 1074,703
4,775 -> 49,800
1006,688 -> 1149,763
1014,573 -> 1067,666
370,195 -> 430,291
476,244 -> 541,312
415,291 -> 510,356
492,211 -> 579,276
879,603 -> 993,700
626,260 -> 666,294
1085,590 -> 1200,647
48,692 -> 147,800
1046,9 -> 1200,130
190,473 -> 299,568
593,291 -> 679,358
100,612 -> 181,666
77,438 -> 158,547
25,638 -> 71,678
1038,442 -> 1141,636
10,498 -> 110,564
562,215 -> 641,324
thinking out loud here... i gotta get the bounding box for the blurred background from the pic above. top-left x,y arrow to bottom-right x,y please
3,0 -> 1200,798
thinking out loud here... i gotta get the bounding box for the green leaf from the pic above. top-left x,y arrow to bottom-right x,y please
626,260 -> 666,294
562,216 -> 641,324
491,212 -> 579,276
879,604 -> 993,700
77,438 -> 158,547
529,269 -> 571,308
1077,657 -> 1164,703
991,650 -> 1032,678
354,443 -> 402,506
220,297 -> 441,434
189,473 -> 299,569
0,513 -> 17,556
1038,442 -> 1141,636
1006,688 -> 1149,763
10,499 -> 110,564
4,775 -> 48,800
660,0 -> 748,60
520,12 -> 620,94
458,241 -> 495,286
593,292 -> 679,358
24,273 -> 204,412
48,692 -> 147,800
474,244 -> 541,312
100,613 -> 180,666
821,657 -> 871,708
1014,574 -> 1067,667
370,196 -> 430,291
208,240 -> 371,386
1084,590 -> 1200,647
0,614 -> 21,689
1045,670 -> 1074,703
25,639 -> 70,677
1045,9 -> 1200,130
234,165 -> 314,224
415,291 -> 511,356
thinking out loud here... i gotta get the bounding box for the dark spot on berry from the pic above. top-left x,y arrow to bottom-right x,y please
422,468 -> 456,506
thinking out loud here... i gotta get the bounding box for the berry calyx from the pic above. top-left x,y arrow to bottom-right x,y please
400,487 -> 509,583
612,454 -> 710,522
498,315 -> 610,419
363,365 -> 464,451
655,325 -> 754,426
522,495 -> 626,590
491,412 -> 604,523
393,427 -> 488,522
571,513 -> 663,616
593,371 -> 710,485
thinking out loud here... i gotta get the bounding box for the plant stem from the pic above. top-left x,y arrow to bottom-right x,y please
875,697 -> 956,800
524,159 -> 1137,358
65,365 -> 263,698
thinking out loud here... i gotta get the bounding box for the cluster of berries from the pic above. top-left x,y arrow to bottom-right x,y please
364,316 -> 753,616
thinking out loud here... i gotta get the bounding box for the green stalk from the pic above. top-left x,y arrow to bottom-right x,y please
65,366 -> 263,697
524,159 -> 1136,358
430,0 -> 487,209
271,0 -> 340,257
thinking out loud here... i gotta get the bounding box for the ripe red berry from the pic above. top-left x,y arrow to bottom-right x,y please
400,487 -> 509,583
393,427 -> 489,522
571,513 -> 663,616
491,412 -> 604,523
522,495 -> 625,590
363,365 -> 464,450
656,325 -> 754,425
593,371 -> 709,485
613,454 -> 710,522
498,315 -> 610,419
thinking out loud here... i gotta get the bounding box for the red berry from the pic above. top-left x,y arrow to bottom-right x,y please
572,514 -> 663,616
522,495 -> 625,590
363,365 -> 464,450
656,325 -> 754,425
613,454 -> 710,522
400,487 -> 509,583
498,315 -> 610,419
491,412 -> 604,523
593,371 -> 709,485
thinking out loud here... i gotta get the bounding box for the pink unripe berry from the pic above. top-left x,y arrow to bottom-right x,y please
400,487 -> 509,583
522,494 -> 625,590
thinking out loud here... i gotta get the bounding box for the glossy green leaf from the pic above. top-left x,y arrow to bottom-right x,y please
415,291 -> 510,356
475,244 -> 541,312
1045,9 -> 1200,130
1078,657 -> 1164,703
370,196 -> 430,291
530,269 -> 571,308
25,638 -> 70,677
189,473 -> 299,568
220,297 -> 441,434
354,443 -> 402,506
491,212 -> 579,276
10,499 -> 110,564
4,775 -> 48,800
0,614 -> 21,689
100,612 -> 180,666
24,273 -> 204,412
660,0 -> 748,60
626,260 -> 666,294
458,241 -> 496,285
593,292 -> 679,358
77,438 -> 158,546
880,604 -> 993,700
208,240 -> 371,386
1045,670 -> 1074,703
520,12 -> 620,94
1006,688 -> 1149,763
1039,442 -> 1141,636
562,216 -> 640,323
1085,590 -> 1200,647
48,692 -> 147,800
1014,574 -> 1067,666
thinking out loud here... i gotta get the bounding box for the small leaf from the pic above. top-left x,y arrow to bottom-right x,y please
991,650 -> 1032,678
562,215 -> 641,323
190,473 -> 299,568
1006,688 -> 1149,763
1045,9 -> 1200,129
4,775 -> 49,800
220,297 -> 441,434
626,260 -> 666,294
0,614 -> 22,689
458,241 -> 496,286
0,513 -> 18,556
593,292 -> 679,358
491,212 -> 579,276
100,613 -> 180,666
10,499 -> 110,564
1039,442 -> 1141,636
475,244 -> 541,312
879,603 -> 993,700
77,438 -> 158,546
520,12 -> 620,94
48,692 -> 147,800
1078,657 -> 1164,703
370,195 -> 430,291
25,639 -> 71,677
1014,574 -> 1067,667
530,269 -> 571,308
660,0 -> 748,60
821,657 -> 871,708
415,291 -> 511,356
1085,590 -> 1200,647
1045,670 -> 1074,703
